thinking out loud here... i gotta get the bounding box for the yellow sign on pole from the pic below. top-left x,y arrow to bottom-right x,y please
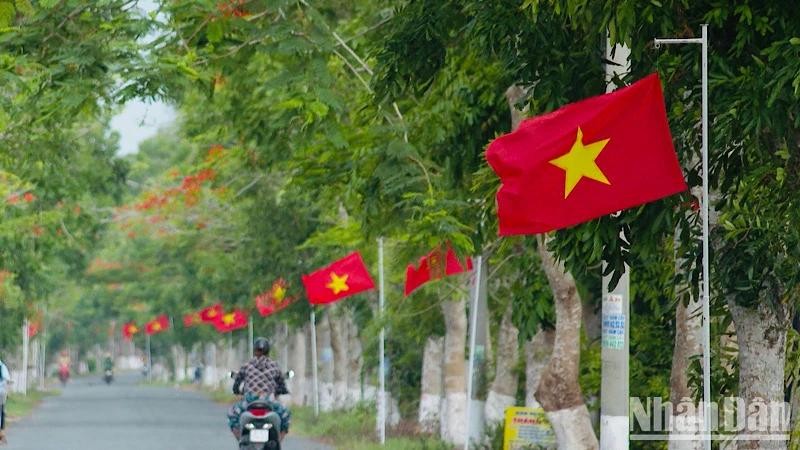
503,406 -> 556,450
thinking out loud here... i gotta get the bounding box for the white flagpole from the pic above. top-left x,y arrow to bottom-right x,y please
378,237 -> 386,445
310,310 -> 319,417
21,319 -> 29,396
464,255 -> 483,450
655,24 -> 711,450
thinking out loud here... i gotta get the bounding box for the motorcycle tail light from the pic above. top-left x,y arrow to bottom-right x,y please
249,408 -> 269,416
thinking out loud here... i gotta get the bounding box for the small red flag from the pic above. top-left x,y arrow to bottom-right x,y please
122,322 -> 139,340
183,313 -> 200,328
256,278 -> 296,317
302,252 -> 375,305
486,73 -> 687,235
145,315 -> 170,335
199,303 -> 223,323
404,245 -> 473,296
27,321 -> 40,338
213,309 -> 248,333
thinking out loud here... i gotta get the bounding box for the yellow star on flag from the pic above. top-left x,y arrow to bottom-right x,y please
151,322 -> 161,331
273,285 -> 286,303
549,127 -> 611,198
326,272 -> 350,295
222,313 -> 236,325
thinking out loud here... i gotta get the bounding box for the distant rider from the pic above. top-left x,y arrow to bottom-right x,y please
227,337 -> 291,442
103,355 -> 114,372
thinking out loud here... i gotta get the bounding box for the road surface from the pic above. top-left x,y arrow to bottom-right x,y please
4,373 -> 330,450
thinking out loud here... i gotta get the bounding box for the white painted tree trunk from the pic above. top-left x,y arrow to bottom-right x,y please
440,298 -> 468,446
328,308 -> 349,409
728,297 -> 789,450
535,238 -> 599,450
287,328 -> 307,407
669,297 -> 704,449
485,305 -> 519,425
419,336 -> 444,434
317,315 -> 335,412
526,328 -> 555,407
345,312 -> 363,407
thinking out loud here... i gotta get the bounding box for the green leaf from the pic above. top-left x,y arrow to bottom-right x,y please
206,20 -> 223,44
790,37 -> 800,46
0,1 -> 14,28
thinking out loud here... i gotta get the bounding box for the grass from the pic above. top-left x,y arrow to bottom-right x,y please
5,390 -> 59,419
291,404 -> 453,450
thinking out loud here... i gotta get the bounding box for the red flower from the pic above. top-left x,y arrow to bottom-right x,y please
6,194 -> 19,205
23,192 -> 36,203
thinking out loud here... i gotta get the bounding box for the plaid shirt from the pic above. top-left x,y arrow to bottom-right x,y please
237,356 -> 287,398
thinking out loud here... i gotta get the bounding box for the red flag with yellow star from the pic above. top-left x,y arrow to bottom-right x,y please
404,245 -> 473,296
256,278 -> 296,317
302,252 -> 375,305
122,322 -> 139,340
486,73 -> 687,235
199,303 -> 223,323
145,315 -> 170,335
213,309 -> 248,333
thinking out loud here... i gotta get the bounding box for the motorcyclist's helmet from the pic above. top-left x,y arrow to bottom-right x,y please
254,337 -> 270,355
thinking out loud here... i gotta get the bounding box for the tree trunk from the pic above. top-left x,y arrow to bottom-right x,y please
329,308 -> 349,409
526,328 -> 555,407
485,305 -> 520,425
317,314 -> 335,412
419,336 -> 444,434
440,298 -> 468,446
288,328 -> 307,407
345,311 -> 363,407
535,238 -> 599,450
669,296 -> 704,449
728,297 -> 790,450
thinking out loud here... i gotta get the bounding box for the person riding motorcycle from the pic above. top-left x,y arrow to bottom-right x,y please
227,337 -> 291,442
103,355 -> 114,372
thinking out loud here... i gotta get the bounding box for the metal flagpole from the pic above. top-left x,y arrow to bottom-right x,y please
21,319 -> 29,396
310,310 -> 319,417
600,38 -> 631,450
654,24 -> 711,450
464,255 -> 483,450
378,238 -> 386,445
146,333 -> 152,383
248,316 -> 254,357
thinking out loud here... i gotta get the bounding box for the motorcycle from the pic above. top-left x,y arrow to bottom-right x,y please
103,369 -> 114,385
229,370 -> 294,450
58,365 -> 70,386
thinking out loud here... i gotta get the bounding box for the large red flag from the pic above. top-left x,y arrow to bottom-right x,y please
256,278 -> 296,317
213,309 -> 248,333
122,322 -> 139,341
27,320 -> 40,338
404,245 -> 473,296
302,252 -> 375,305
145,315 -> 170,335
486,73 -> 687,235
199,303 -> 223,323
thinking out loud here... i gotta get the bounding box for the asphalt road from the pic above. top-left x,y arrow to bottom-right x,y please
4,373 -> 330,450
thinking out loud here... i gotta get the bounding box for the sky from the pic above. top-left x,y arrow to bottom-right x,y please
110,0 -> 174,156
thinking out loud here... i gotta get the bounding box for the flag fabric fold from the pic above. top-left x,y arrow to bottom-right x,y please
486,73 -> 687,235
302,252 -> 375,305
145,315 -> 170,335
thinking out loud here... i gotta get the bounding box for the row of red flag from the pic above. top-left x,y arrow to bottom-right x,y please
123,73 -> 689,341
121,245 -> 472,341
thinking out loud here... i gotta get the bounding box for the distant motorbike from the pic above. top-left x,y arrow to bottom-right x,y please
103,369 -> 114,385
58,365 -> 70,386
228,370 -> 294,450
